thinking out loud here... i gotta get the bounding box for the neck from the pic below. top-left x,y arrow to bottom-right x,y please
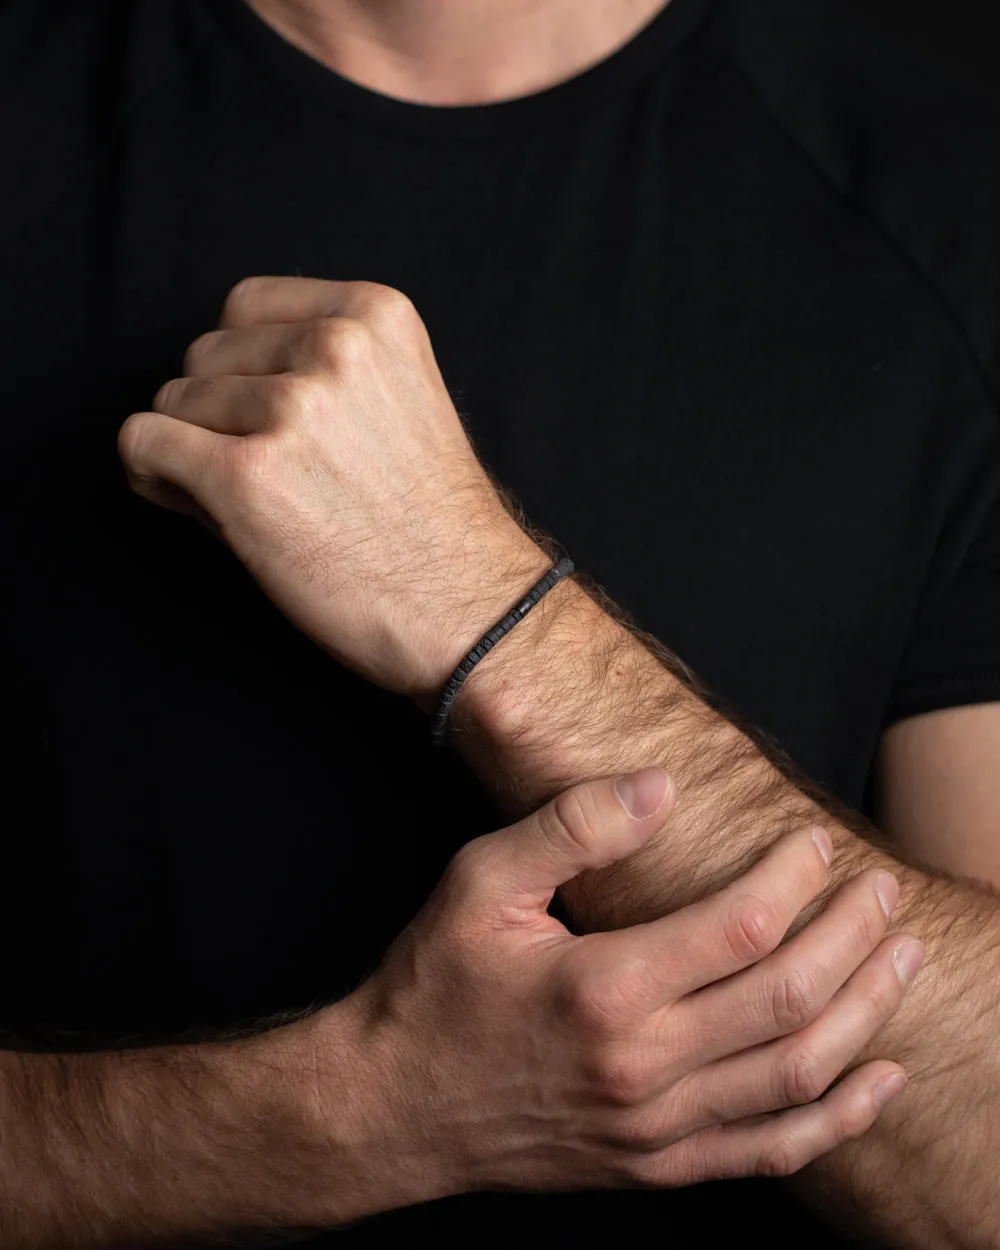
244,0 -> 671,105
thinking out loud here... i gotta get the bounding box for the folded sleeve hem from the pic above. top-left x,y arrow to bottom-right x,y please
883,667 -> 1000,728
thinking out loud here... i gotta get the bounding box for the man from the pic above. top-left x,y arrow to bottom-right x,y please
1,0 -> 998,1245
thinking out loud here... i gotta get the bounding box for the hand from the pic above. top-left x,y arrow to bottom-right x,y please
314,767 -> 922,1218
118,277 -> 548,697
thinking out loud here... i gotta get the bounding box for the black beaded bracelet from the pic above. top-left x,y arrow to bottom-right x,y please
431,557 -> 575,748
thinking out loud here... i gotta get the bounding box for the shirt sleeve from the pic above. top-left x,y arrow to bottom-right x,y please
885,466 -> 1000,726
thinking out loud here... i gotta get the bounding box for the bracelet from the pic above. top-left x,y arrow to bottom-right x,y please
431,557 -> 575,748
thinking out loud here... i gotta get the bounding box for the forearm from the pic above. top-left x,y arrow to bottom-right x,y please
442,569 -> 1000,1246
0,1009 -> 367,1248
442,569 -> 864,907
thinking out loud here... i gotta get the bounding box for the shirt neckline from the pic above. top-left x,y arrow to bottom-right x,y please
201,0 -> 712,142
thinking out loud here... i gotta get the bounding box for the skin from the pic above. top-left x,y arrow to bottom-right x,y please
8,2 -> 989,1243
444,589 -> 1000,1247
0,778 -> 913,1245
329,786 -> 912,1215
245,0 -> 674,105
877,705 -> 1000,886
119,274 -> 1000,1247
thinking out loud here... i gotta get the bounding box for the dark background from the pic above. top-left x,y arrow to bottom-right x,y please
848,0 -> 1000,97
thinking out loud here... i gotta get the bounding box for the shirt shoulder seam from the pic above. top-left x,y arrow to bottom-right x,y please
713,47 -> 1000,429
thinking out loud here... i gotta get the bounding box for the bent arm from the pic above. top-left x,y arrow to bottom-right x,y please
430,567 -> 1000,1248
877,703 -> 1000,885
0,1008 -> 366,1248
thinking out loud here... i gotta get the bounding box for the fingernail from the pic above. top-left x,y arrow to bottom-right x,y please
893,940 -> 926,987
811,828 -> 833,866
872,1071 -> 907,1112
614,768 -> 670,819
875,873 -> 899,921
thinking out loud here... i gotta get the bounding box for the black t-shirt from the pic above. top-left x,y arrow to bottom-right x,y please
3,0 -> 1000,1243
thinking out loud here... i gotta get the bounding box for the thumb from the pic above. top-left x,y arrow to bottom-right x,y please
490,767 -> 674,910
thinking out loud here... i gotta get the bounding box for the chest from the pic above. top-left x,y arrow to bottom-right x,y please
1,47 -> 993,1035
2,82 -> 983,806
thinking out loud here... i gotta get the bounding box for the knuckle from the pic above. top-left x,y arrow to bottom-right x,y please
758,1134 -> 807,1178
221,276 -> 265,325
565,968 -> 619,1035
117,411 -> 152,473
303,318 -> 338,364
152,377 -> 185,413
442,836 -> 491,899
724,894 -> 783,962
586,1049 -> 649,1109
864,971 -> 898,1021
564,950 -> 656,1031
307,316 -> 372,367
543,786 -> 603,863
267,370 -> 320,414
364,283 -> 418,330
781,1045 -> 826,1106
183,330 -> 221,375
770,967 -> 819,1032
443,836 -> 481,885
851,894 -> 884,950
159,376 -> 219,414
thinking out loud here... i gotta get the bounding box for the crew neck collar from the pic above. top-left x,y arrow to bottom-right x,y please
202,0 -> 712,142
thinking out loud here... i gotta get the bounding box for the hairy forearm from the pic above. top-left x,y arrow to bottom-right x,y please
443,569 -> 1000,1247
0,1011 -> 360,1248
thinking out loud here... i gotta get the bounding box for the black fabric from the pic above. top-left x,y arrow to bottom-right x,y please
2,0 -> 999,1243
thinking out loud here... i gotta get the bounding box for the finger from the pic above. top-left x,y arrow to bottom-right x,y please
676,866 -> 900,1065
118,411 -> 233,507
463,769 -> 675,914
645,1060 -> 907,1186
153,375 -> 278,436
594,826 -> 832,1011
185,312 -> 380,379
218,276 -> 354,328
183,323 -> 302,378
666,934 -> 923,1135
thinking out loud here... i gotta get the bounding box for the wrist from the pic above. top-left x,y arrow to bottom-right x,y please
441,577 -> 670,812
447,575 -> 601,735
187,1016 -> 378,1233
293,992 -> 455,1226
408,527 -> 556,713
266,998 -> 389,1228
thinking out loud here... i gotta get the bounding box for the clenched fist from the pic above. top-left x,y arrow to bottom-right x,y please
119,277 -> 548,696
